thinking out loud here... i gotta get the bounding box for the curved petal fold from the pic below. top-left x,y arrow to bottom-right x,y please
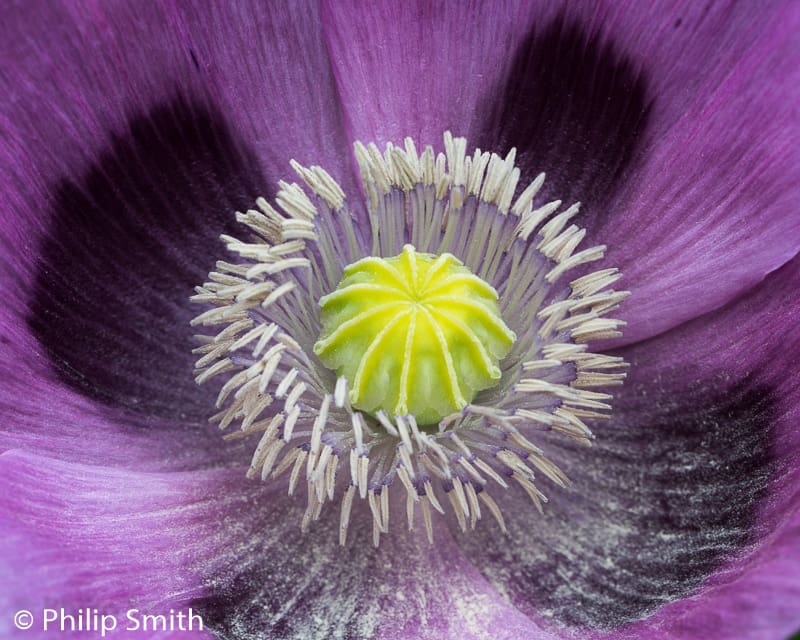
0,451 -> 218,639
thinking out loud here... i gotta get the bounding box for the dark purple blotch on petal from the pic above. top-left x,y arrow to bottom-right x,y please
28,97 -> 265,421
456,376 -> 775,629
480,14 -> 651,220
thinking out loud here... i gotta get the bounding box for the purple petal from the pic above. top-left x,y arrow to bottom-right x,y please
0,451 -> 218,639
1,266 -> 245,470
0,355 -> 247,472
596,4 -> 800,343
21,98 -> 263,422
2,0 -> 357,425
477,11 -> 650,219
1,3 -> 248,422
323,0 -> 800,345
190,472 -> 549,640
321,0 -> 535,146
1,1 -> 204,240
487,1 -> 800,344
0,450 -> 549,640
599,259 -> 800,639
1,0 -> 353,239
452,257 -> 800,637
169,0 -> 359,191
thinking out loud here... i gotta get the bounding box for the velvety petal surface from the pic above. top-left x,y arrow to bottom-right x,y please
189,474 -> 550,640
595,258 -> 800,639
321,0 -> 532,147
0,0 -> 352,240
0,451 -> 216,639
0,449 -> 554,640
19,97 -> 261,422
588,2 -> 800,344
169,0 -> 359,193
2,3 -> 798,639
453,257 -> 800,638
1,1 -> 205,243
323,0 -> 800,344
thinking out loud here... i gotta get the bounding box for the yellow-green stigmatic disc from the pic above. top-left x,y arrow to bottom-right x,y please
313,244 -> 516,426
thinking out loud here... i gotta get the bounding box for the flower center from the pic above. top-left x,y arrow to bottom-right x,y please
314,244 -> 515,425
191,132 -> 629,546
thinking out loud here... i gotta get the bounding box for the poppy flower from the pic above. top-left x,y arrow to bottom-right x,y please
1,2 -> 798,640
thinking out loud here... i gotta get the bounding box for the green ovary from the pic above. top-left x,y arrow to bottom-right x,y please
313,244 -> 516,426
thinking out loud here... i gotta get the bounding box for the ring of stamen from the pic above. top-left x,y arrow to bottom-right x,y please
192,132 -> 628,546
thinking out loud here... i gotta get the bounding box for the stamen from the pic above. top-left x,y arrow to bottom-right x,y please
192,131 -> 629,545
